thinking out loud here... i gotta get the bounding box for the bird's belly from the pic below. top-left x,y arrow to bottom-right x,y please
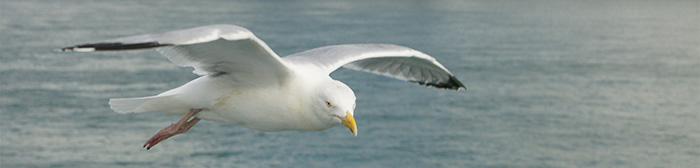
195,87 -> 329,132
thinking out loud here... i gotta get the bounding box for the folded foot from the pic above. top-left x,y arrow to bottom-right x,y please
143,109 -> 202,150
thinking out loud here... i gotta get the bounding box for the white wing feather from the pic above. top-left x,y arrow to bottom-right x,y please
61,24 -> 291,86
283,44 -> 465,90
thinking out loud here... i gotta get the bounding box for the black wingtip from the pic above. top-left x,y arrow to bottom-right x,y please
60,42 -> 173,52
415,76 -> 467,91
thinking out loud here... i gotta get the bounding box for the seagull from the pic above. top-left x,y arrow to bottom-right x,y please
61,24 -> 466,150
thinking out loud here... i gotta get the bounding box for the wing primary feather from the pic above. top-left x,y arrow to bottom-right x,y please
412,75 -> 466,90
61,42 -> 173,52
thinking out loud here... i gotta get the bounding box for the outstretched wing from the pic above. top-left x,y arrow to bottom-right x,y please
283,44 -> 466,90
61,24 -> 291,86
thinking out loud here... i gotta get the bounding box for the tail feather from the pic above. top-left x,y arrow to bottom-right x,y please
109,95 -> 187,114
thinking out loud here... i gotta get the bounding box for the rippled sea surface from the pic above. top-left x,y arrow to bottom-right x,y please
1,0 -> 698,167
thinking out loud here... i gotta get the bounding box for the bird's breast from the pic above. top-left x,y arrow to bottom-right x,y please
203,86 -> 326,132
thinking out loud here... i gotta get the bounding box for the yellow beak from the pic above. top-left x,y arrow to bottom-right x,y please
338,112 -> 357,136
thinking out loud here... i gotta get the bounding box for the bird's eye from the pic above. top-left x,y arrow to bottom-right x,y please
326,101 -> 332,108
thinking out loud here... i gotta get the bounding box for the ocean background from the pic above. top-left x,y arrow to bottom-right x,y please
1,0 -> 698,167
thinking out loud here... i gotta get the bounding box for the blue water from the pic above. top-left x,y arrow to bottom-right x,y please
1,0 -> 698,167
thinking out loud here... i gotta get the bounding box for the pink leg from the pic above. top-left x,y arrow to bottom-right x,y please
143,109 -> 202,150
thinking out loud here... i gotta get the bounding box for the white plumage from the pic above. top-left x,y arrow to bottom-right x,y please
61,24 -> 465,149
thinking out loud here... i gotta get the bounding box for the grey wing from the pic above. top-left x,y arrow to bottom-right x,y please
61,24 -> 291,86
283,44 -> 466,90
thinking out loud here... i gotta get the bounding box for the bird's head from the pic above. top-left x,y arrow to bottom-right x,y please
315,80 -> 357,136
